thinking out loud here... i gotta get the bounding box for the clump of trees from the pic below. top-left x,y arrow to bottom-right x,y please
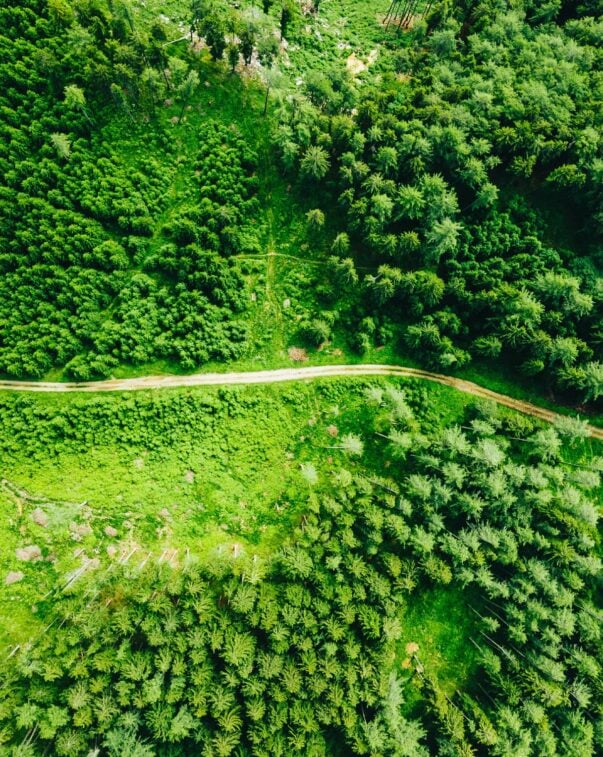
0,1 -> 266,379
190,0 -> 294,69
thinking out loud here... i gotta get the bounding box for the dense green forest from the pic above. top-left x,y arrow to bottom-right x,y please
1,1 -> 602,755
0,0 -> 601,405
1,381 -> 601,754
273,0 -> 603,402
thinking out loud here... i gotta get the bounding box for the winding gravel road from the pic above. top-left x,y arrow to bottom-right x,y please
0,364 -> 601,440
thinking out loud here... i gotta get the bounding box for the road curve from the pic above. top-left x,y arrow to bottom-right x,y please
0,364 -> 601,440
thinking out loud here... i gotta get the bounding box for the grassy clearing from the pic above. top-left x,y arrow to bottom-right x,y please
0,378 -> 465,646
398,587 -> 480,692
394,586 -> 480,716
284,0 -> 397,77
136,0 -> 397,77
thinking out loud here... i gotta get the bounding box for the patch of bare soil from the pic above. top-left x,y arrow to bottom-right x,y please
288,347 -> 309,362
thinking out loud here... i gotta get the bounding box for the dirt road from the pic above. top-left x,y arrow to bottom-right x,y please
0,364 -> 601,440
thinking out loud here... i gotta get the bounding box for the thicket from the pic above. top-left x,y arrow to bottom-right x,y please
0,387 -> 268,457
0,1 -> 262,379
1,387 -> 601,755
274,0 -> 603,404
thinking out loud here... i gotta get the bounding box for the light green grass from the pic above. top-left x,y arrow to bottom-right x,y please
2,377 -> 463,647
396,587 -> 479,703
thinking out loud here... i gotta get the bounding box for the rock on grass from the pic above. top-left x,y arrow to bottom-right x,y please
31,508 -> 49,527
5,571 -> 24,585
15,545 -> 41,562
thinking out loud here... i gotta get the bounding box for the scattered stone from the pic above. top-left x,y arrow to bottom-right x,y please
327,425 -> 339,437
104,525 -> 118,538
308,417 -> 316,426
170,116 -> 180,125
159,508 -> 171,520
106,545 -> 118,558
5,571 -> 24,586
81,506 -> 93,521
163,98 -> 173,107
250,292 -> 257,302
69,523 -> 92,540
205,81 -> 211,88
185,470 -> 195,484
31,508 -> 49,527
405,641 -> 420,655
133,457 -> 144,470
283,298 -> 291,309
15,545 -> 41,562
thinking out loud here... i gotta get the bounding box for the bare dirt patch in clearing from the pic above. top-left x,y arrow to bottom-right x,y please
288,347 -> 309,362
